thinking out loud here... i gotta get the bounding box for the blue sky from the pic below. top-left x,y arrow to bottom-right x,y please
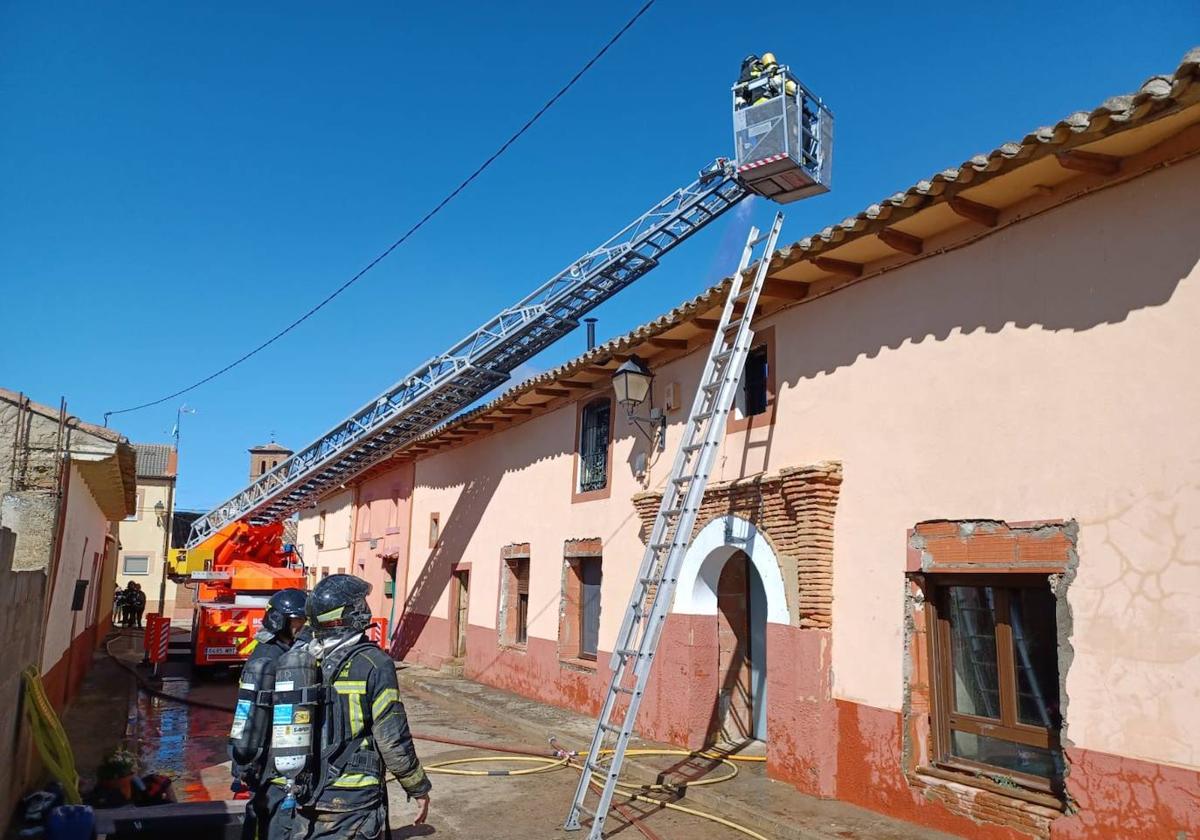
2,1 -> 1196,512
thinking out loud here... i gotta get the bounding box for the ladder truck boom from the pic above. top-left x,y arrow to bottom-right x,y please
188,163 -> 749,548
187,59 -> 832,552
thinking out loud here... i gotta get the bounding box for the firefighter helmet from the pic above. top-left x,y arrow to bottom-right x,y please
761,51 -> 778,67
262,587 -> 308,636
307,574 -> 372,640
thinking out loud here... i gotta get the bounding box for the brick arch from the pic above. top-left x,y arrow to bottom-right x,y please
632,462 -> 842,629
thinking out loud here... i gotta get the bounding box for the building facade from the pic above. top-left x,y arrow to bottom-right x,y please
0,388 -> 136,830
300,51 -> 1200,837
116,443 -> 178,615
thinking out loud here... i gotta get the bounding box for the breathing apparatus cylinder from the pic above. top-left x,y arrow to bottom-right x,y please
268,644 -> 322,811
229,652 -> 276,774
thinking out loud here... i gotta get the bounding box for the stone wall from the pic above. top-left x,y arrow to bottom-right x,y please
0,526 -> 49,831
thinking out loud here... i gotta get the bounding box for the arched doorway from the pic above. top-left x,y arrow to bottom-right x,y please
674,515 -> 789,745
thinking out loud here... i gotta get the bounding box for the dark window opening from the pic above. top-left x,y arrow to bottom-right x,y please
514,558 -> 530,646
579,558 -> 602,660
930,577 -> 1064,791
578,400 -> 611,493
742,345 -> 769,417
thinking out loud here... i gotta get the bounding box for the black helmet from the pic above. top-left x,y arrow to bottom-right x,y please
307,575 -> 372,640
263,588 -> 308,636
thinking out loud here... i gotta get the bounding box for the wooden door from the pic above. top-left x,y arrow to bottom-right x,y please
452,570 -> 470,658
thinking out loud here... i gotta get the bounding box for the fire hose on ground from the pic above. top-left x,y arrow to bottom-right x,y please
104,637 -> 770,839
21,666 -> 84,805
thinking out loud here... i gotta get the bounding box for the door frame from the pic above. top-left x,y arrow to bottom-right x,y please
449,565 -> 470,659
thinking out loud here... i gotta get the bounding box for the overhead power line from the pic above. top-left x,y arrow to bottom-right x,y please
105,0 -> 657,423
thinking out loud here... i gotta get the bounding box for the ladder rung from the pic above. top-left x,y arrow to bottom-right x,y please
650,541 -> 673,550
616,647 -> 641,658
671,475 -> 693,485
574,803 -> 595,818
701,381 -> 722,393
713,349 -> 734,362
682,442 -> 704,453
599,722 -> 622,735
615,686 -> 639,696
723,317 -> 745,332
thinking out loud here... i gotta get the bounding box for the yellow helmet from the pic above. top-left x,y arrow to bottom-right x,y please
762,52 -> 778,67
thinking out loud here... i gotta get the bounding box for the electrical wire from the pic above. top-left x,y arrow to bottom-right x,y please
104,0 -> 657,421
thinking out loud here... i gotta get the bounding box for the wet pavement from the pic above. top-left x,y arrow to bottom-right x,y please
84,632 -> 961,838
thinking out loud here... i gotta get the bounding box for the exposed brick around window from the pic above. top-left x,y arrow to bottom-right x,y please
631,461 -> 842,629
501,542 -> 531,561
564,538 -> 602,558
908,520 -> 1077,574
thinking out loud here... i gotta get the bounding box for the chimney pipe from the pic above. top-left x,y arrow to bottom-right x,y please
584,318 -> 597,351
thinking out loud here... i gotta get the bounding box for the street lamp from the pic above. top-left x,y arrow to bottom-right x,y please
611,356 -> 665,450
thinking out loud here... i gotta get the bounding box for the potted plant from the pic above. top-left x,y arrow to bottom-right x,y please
95,749 -> 138,803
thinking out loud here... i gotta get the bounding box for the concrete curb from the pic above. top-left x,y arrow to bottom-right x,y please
398,666 -> 835,840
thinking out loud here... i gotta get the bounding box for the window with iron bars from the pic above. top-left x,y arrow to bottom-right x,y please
578,399 -> 610,493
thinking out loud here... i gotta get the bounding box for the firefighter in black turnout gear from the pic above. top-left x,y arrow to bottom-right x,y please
231,588 -> 309,840
292,574 -> 430,839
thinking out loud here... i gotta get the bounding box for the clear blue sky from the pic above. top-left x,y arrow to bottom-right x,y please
2,1 -> 1196,512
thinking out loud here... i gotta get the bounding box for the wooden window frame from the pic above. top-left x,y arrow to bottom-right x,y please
571,395 -> 614,504
926,573 -> 1063,795
727,325 -> 776,434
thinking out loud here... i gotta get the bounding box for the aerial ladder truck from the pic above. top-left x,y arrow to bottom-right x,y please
179,56 -> 832,831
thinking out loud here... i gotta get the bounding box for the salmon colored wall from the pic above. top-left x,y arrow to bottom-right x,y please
41,463 -> 112,678
385,153 -> 1199,834
295,488 -> 354,589
351,463 -> 414,618
752,158 -> 1200,771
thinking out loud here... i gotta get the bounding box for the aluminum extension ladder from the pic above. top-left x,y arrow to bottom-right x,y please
564,211 -> 785,837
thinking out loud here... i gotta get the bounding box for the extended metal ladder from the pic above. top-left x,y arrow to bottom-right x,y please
565,212 -> 784,837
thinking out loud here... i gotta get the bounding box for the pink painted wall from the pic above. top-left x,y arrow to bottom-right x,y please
373,144 -> 1200,834
352,462 -> 414,620
398,154 -> 1200,773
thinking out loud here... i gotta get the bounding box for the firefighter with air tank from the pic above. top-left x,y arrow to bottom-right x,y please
230,575 -> 431,839
230,588 -> 309,839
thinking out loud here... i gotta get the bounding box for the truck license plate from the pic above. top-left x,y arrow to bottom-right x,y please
206,647 -> 237,656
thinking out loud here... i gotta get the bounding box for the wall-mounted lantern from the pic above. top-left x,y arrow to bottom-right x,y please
611,355 -> 665,450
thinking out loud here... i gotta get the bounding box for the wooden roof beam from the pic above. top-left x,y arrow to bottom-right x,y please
691,317 -> 721,331
948,195 -> 999,228
496,406 -> 533,415
761,279 -> 810,301
584,365 -> 615,376
647,337 -> 689,350
812,257 -> 864,278
1056,150 -> 1122,176
558,379 -> 596,390
877,227 -> 924,256
534,387 -> 570,399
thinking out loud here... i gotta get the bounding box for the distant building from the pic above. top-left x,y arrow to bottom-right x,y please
248,442 -> 292,481
0,387 -> 136,830
116,444 -> 178,615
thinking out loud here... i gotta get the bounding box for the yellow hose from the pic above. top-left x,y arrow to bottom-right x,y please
418,738 -> 771,839
21,666 -> 82,805
595,748 -> 740,788
425,754 -> 568,777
